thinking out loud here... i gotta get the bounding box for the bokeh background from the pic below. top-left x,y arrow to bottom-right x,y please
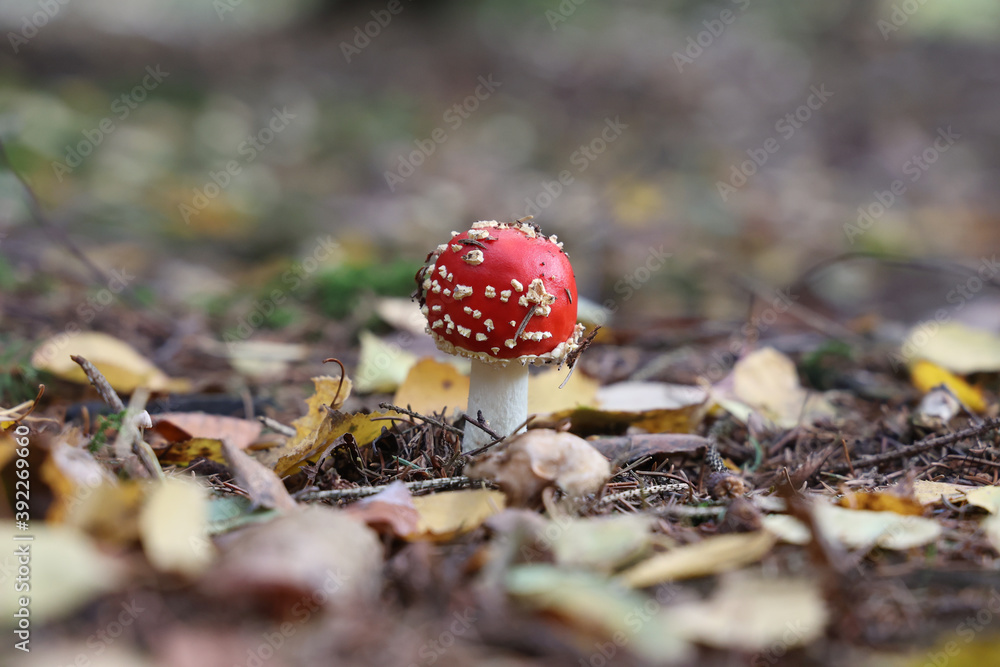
2,0 -> 1000,392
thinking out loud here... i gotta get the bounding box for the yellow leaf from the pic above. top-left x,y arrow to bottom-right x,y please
903,321 -> 1000,374
764,504 -> 941,551
393,358 -> 469,415
839,490 -> 925,515
619,531 -> 776,588
966,486 -> 1000,514
291,375 -> 354,443
408,489 -> 506,540
910,359 -> 986,412
528,366 -> 600,414
354,330 -> 419,393
139,477 -> 213,576
912,480 -> 970,505
31,331 -> 190,393
274,409 -> 404,477
729,347 -> 834,428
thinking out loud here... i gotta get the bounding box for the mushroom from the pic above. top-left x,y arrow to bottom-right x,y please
415,219 -> 585,451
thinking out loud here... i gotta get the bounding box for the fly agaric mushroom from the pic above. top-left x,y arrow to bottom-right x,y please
415,219 -> 585,451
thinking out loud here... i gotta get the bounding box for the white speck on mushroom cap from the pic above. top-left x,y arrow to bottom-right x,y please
475,333 -> 488,342
438,265 -> 448,279
457,325 -> 472,338
509,320 -> 517,327
484,319 -> 494,331
461,249 -> 484,265
443,288 -> 451,297
452,285 -> 473,300
500,290 -> 511,302
511,279 -> 524,292
484,286 -> 496,298
451,244 -> 462,252
467,229 -> 490,240
505,338 -> 516,348
432,304 -> 442,312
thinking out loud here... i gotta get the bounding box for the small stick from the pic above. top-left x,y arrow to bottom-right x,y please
296,475 -> 492,502
840,438 -> 855,477
828,417 -> 1000,473
322,358 -> 347,408
598,482 -> 690,506
378,402 -> 464,436
71,355 -> 126,411
258,415 -> 295,437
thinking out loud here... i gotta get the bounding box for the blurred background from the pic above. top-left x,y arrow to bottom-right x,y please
2,0 -> 1000,396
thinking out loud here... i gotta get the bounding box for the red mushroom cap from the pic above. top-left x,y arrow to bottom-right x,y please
415,220 -> 585,366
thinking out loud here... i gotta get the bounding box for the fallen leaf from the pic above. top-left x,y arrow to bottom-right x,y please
223,340 -> 308,379
374,296 -> 429,336
597,381 -> 708,411
903,321 -> 1000,374
984,514 -> 1000,553
0,522 -> 123,623
912,480 -> 970,505
346,481 -> 420,537
63,481 -> 146,545
839,489 -> 925,515
528,366 -> 600,414
666,574 -> 828,651
139,477 -> 214,576
737,348 -> 837,428
506,564 -> 691,662
531,404 -> 703,437
551,515 -> 654,573
409,488 -> 506,540
763,503 -> 941,551
31,331 -> 190,393
910,360 -> 986,413
152,413 -> 262,451
222,438 -> 297,511
273,408 -> 404,478
157,437 -> 227,466
465,429 -> 611,506
618,531 -> 777,588
353,330 -> 419,393
966,486 -> 1000,514
587,433 -> 711,464
392,358 -> 469,415
206,506 -> 382,606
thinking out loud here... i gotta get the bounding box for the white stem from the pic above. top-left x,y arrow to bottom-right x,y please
463,358 -> 529,452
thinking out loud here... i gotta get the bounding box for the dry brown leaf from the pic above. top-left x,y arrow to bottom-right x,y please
31,331 -> 190,393
408,489 -> 506,540
587,433 -> 711,463
531,404 -> 704,437
345,481 -> 420,537
392,358 -> 470,415
139,477 -> 214,576
465,429 -> 611,506
619,531 -> 777,588
152,413 -> 262,450
222,439 -> 297,511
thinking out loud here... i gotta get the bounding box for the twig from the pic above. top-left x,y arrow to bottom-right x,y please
378,402 -> 464,436
598,482 -> 690,506
295,475 -> 493,502
71,355 -> 126,411
322,358 -> 347,408
840,438 -> 855,477
828,418 -> 1000,473
258,415 -> 295,437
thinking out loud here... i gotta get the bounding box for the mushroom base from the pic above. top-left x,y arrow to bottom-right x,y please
463,358 -> 529,452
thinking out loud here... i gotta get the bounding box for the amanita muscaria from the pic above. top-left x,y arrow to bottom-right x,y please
415,219 -> 585,451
